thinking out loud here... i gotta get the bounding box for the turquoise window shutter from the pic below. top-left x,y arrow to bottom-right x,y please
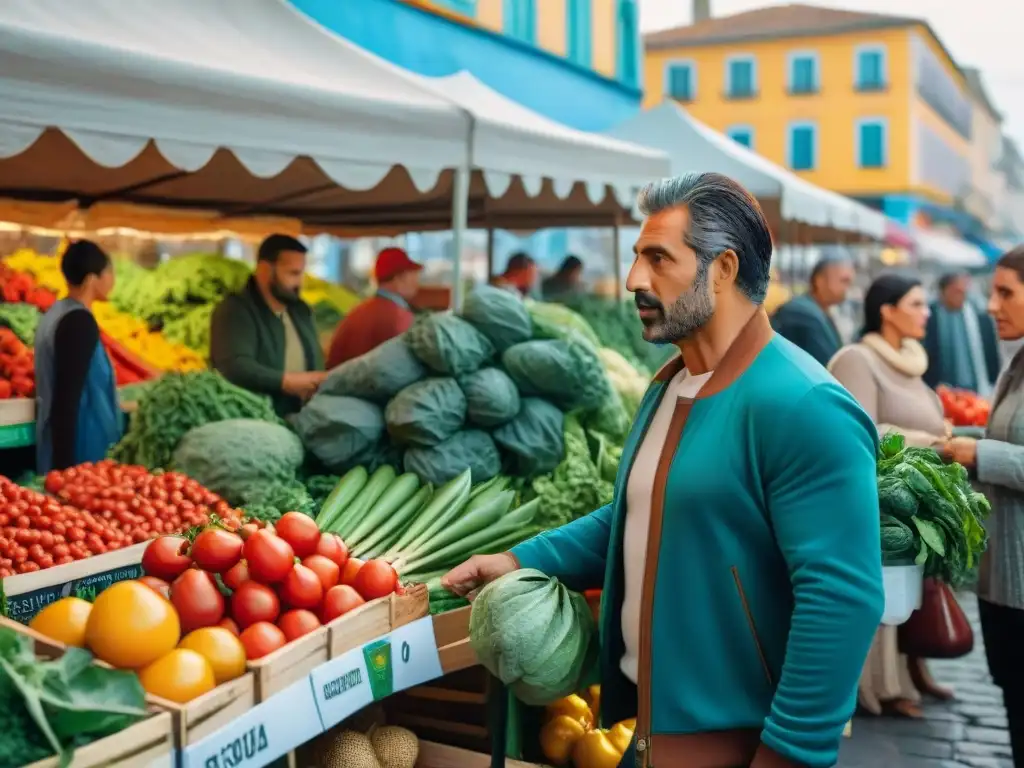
728,59 -> 754,97
790,125 -> 815,170
791,56 -> 816,93
566,0 -> 592,67
616,0 -> 639,87
667,64 -> 693,100
503,0 -> 536,44
859,122 -> 885,168
857,51 -> 884,89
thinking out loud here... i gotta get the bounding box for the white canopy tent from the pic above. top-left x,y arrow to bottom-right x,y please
913,229 -> 987,268
0,0 -> 669,305
607,102 -> 888,240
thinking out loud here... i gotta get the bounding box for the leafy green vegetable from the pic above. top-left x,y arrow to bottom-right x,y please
876,432 -> 990,585
0,628 -> 148,767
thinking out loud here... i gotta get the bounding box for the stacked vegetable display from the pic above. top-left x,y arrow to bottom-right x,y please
937,385 -> 991,427
539,689 -> 636,768
877,433 -> 990,586
0,326 -> 34,399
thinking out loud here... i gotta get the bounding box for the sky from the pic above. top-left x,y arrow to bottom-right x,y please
638,0 -> 1024,149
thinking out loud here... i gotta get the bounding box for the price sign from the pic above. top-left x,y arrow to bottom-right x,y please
181,676 -> 323,768
389,616 -> 443,693
308,647 -> 374,730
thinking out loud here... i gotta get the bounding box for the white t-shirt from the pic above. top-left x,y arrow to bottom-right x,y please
620,367 -> 713,683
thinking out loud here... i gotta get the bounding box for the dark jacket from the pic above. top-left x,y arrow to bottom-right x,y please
209,277 -> 323,416
922,301 -> 1000,391
770,295 -> 843,368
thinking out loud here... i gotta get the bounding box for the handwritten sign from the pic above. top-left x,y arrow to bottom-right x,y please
181,676 -> 322,768
389,616 -> 443,693
309,647 -> 374,730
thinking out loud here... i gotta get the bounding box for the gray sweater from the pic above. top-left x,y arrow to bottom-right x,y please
976,348 -> 1024,610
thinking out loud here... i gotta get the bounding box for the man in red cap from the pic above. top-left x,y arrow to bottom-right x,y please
326,247 -> 422,367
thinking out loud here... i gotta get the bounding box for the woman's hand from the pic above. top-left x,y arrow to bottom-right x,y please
946,437 -> 978,468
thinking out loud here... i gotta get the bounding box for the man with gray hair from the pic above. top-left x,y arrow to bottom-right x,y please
442,173 -> 883,768
771,255 -> 854,367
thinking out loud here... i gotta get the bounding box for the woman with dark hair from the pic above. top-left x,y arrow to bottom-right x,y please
829,273 -> 951,717
946,246 -> 1024,764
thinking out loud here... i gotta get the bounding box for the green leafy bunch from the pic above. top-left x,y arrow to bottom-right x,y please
877,433 -> 990,586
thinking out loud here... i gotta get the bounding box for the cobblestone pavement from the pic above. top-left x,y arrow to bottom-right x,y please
838,593 -> 1013,768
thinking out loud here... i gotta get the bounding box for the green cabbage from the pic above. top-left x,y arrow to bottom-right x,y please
469,569 -> 596,705
460,368 -> 521,428
461,285 -> 533,351
385,378 -> 467,447
406,313 -> 494,376
502,339 -> 611,411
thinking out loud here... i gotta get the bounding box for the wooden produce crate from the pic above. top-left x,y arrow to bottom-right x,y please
3,540 -> 148,624
416,740 -> 542,768
24,711 -> 175,768
149,673 -> 257,750
248,622 -> 330,702
385,606 -> 490,754
326,582 -> 429,658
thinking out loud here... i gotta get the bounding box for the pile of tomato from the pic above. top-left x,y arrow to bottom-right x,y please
0,326 -> 34,399
0,264 -> 55,310
140,514 -> 400,664
937,385 -> 991,427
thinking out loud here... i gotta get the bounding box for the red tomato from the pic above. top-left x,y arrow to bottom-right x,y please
321,585 -> 365,624
138,575 -> 171,600
279,564 -> 324,610
340,557 -> 364,587
316,533 -> 349,570
243,530 -> 294,584
277,609 -> 321,642
302,554 -> 340,592
171,568 -> 225,633
352,559 -> 398,601
274,513 -> 320,559
222,560 -> 250,591
239,621 -> 286,660
191,528 -> 243,574
217,617 -> 240,636
142,536 -> 191,581
238,523 -> 261,540
231,580 -> 280,629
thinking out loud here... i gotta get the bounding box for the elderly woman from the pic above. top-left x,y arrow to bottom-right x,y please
946,247 -> 1024,763
829,273 -> 953,717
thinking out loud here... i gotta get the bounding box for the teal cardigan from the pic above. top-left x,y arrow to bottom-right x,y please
511,311 -> 884,768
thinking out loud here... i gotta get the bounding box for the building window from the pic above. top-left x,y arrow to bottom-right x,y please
504,0 -> 536,44
857,118 -> 887,168
665,61 -> 695,101
616,0 -> 639,87
727,125 -> 754,149
726,56 -> 756,99
788,52 -> 819,94
855,45 -> 887,91
566,0 -> 592,67
788,122 -> 817,171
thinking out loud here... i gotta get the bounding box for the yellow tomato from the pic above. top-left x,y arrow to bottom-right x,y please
179,627 -> 247,684
86,581 -> 180,669
139,649 -> 216,703
29,597 -> 92,647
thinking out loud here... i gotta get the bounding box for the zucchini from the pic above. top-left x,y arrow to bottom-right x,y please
345,472 -> 421,549
327,465 -> 396,538
314,466 -> 368,530
384,470 -> 472,560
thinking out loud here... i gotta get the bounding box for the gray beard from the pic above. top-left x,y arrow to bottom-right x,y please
641,265 -> 715,344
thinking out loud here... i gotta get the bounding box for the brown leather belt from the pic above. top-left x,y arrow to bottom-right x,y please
647,729 -> 805,768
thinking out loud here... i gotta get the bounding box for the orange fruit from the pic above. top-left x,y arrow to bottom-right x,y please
86,581 -> 180,668
179,627 -> 247,684
139,648 -> 216,703
29,597 -> 92,647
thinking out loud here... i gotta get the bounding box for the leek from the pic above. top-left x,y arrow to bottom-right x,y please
384,470 -> 471,560
345,472 -> 420,549
327,465 -> 395,538
354,484 -> 432,559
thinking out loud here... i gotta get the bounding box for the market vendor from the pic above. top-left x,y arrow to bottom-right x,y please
35,240 -> 123,472
209,234 -> 324,417
541,255 -> 584,300
492,252 -> 538,297
443,173 -> 883,768
326,247 -> 422,368
771,255 -> 854,366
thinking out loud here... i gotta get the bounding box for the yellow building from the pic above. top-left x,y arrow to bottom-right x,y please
643,4 -> 975,224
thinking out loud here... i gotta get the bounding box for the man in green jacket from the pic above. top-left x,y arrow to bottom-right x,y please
443,173 -> 884,768
210,234 -> 325,417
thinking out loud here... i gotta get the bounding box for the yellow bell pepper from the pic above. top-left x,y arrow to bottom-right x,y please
545,693 -> 594,730
572,729 -> 624,768
583,684 -> 601,721
540,715 -> 587,766
606,720 -> 634,754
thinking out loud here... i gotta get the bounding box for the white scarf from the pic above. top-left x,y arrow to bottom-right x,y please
859,333 -> 929,378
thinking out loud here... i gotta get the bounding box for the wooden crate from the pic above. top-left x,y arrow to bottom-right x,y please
248,622 -> 330,702
24,711 -> 175,768
416,740 -> 542,768
326,582 -> 429,657
149,673 -> 257,749
3,540 -> 148,624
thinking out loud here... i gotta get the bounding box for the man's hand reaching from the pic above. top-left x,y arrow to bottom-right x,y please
282,371 -> 327,401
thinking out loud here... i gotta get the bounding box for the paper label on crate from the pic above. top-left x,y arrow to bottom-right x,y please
181,676 -> 323,768
389,616 -> 443,693
308,646 -> 375,729
4,563 -> 144,623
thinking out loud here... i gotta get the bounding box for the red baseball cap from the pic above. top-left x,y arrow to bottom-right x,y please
374,247 -> 422,283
